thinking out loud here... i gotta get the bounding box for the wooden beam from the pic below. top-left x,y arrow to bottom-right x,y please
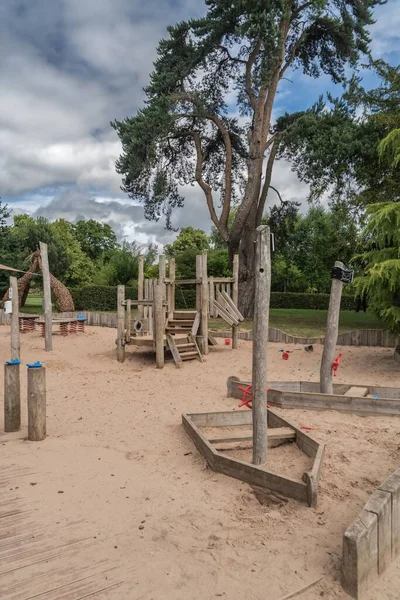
195,256 -> 201,312
125,299 -> 132,343
138,256 -> 144,318
27,366 -> 46,441
158,255 -> 166,301
116,285 -> 125,363
201,254 -> 209,355
154,283 -> 164,369
39,242 -> 52,352
169,258 -> 176,317
232,254 -> 239,350
213,299 -> 237,326
320,261 -> 344,394
252,225 -> 271,465
208,428 -> 295,444
9,276 -> 20,360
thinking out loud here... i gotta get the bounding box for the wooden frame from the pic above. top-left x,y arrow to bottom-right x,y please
227,376 -> 400,416
182,408 -> 325,507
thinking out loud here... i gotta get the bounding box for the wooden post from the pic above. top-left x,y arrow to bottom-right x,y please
201,254 -> 209,355
138,256 -> 144,318
232,254 -> 239,350
4,363 -> 21,432
196,255 -> 202,312
252,226 -> 271,465
169,258 -> 176,317
125,299 -> 132,343
209,276 -> 215,318
320,261 -> 344,394
10,276 -> 20,360
39,242 -> 53,352
154,283 -> 164,369
159,255 -> 166,301
27,366 -> 46,441
117,285 -> 125,363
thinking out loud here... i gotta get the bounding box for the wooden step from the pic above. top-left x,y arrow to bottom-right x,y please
166,327 -> 193,334
175,342 -> 196,349
168,320 -> 195,326
180,351 -> 200,360
173,311 -> 197,320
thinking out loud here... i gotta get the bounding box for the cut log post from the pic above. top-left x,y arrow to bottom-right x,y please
232,254 -> 239,350
168,258 -> 176,317
159,255 -> 166,301
154,283 -> 164,369
320,261 -> 344,394
201,254 -> 209,356
117,285 -> 126,363
252,226 -> 271,465
196,255 -> 202,312
138,256 -> 144,318
10,276 -> 20,360
27,366 -> 46,442
125,299 -> 132,343
4,363 -> 21,432
39,242 -> 53,351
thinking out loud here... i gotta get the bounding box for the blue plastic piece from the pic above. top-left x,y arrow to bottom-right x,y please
372,394 -> 380,399
77,313 -> 85,320
5,358 -> 21,365
26,361 -> 42,369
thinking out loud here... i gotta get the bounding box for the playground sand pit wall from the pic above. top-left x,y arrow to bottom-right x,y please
0,325 -> 399,599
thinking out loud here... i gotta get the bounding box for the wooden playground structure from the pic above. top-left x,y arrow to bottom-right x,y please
116,253 -> 243,367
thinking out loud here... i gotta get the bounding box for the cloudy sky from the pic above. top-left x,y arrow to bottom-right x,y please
1,0 -> 399,247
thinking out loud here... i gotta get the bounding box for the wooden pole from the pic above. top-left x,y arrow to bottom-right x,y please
154,283 -> 164,369
27,366 -> 46,441
196,255 -> 202,312
159,255 -> 166,301
138,256 -> 144,318
232,254 -> 239,350
125,299 -> 132,343
39,242 -> 53,352
320,261 -> 344,394
201,254 -> 209,356
117,285 -> 126,363
10,276 -> 20,360
169,258 -> 176,316
4,363 -> 21,432
252,226 -> 271,465
209,276 -> 215,318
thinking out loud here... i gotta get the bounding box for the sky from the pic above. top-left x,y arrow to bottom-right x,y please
1,0 -> 399,248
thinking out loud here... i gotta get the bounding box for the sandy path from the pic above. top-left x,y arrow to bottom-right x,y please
0,326 -> 399,599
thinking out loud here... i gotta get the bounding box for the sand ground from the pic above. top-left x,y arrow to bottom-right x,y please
1,325 -> 399,599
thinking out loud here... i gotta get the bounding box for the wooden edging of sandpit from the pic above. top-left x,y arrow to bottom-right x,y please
227,376 -> 400,417
342,468 -> 400,599
182,408 -> 325,508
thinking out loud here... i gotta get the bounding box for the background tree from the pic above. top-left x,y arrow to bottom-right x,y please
50,219 -> 95,287
112,0 -> 379,315
165,227 -> 210,257
74,219 -> 118,261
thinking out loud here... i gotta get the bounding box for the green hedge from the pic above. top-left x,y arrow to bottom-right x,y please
69,285 -> 356,312
70,284 -> 137,311
270,292 -> 355,311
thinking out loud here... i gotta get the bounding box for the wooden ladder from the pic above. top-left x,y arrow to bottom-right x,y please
166,333 -> 203,368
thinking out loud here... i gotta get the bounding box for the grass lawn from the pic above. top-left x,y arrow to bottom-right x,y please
21,294 -> 383,337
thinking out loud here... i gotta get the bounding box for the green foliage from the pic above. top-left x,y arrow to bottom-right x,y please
379,129 -> 400,168
270,292 -> 355,311
165,227 -> 210,257
50,219 -> 94,287
74,220 -> 118,260
70,285 -> 138,311
354,202 -> 400,331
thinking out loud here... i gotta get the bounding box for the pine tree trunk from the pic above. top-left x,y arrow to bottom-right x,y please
234,206 -> 258,318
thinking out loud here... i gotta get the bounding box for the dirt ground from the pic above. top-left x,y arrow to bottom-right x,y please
1,325 -> 400,599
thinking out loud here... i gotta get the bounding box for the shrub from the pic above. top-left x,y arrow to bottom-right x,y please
270,292 -> 355,311
70,285 -> 137,311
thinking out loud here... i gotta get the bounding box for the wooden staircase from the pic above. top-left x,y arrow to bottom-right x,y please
166,311 -> 202,367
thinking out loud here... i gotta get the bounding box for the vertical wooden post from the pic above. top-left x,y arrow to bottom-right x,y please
39,242 -> 53,352
138,256 -> 144,318
252,226 -> 271,466
201,254 -> 209,356
209,276 -> 215,318
232,254 -> 239,350
196,255 -> 202,312
168,258 -> 176,317
117,285 -> 125,363
10,276 -> 20,360
159,255 -> 166,301
125,299 -> 132,343
154,283 -> 164,369
27,366 -> 46,441
320,261 -> 344,394
144,279 -> 149,301
4,363 -> 21,432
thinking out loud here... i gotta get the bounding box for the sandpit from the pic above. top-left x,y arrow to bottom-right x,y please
1,325 -> 400,599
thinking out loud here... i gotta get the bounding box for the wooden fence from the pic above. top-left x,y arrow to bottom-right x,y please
1,310 -> 399,347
